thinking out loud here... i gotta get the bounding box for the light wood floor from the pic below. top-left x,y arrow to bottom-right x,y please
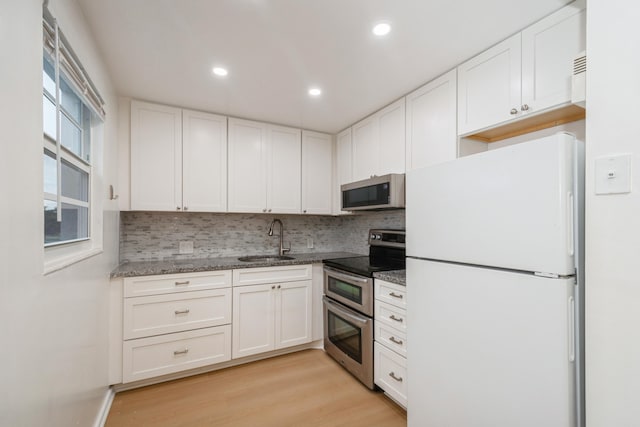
106,349 -> 407,427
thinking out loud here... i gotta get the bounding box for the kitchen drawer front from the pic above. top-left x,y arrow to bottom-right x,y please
375,300 -> 407,333
124,270 -> 232,297
374,342 -> 407,408
375,279 -> 407,309
123,289 -> 231,340
122,325 -> 231,383
375,321 -> 407,358
232,264 -> 312,287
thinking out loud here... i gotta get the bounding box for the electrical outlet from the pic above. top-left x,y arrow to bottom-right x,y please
307,238 -> 314,249
179,241 -> 194,254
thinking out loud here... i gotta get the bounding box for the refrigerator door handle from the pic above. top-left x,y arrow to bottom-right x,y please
568,192 -> 575,256
568,295 -> 576,362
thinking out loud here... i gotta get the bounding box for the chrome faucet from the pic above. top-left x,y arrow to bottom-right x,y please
268,219 -> 291,256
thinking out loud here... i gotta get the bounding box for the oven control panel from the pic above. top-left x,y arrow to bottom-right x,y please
368,229 -> 406,248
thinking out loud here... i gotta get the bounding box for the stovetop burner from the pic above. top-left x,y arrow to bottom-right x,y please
324,229 -> 406,277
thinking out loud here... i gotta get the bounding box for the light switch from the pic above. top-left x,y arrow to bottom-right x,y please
595,154 -> 632,195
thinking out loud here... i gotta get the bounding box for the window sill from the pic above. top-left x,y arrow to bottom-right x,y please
44,246 -> 103,275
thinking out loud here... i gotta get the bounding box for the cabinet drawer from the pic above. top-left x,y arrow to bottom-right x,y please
122,325 -> 231,383
123,289 -> 231,340
374,342 -> 407,408
375,322 -> 407,358
375,280 -> 407,309
375,300 -> 407,333
124,270 -> 232,297
233,264 -> 312,287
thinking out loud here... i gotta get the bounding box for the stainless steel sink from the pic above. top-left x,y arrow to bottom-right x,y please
237,255 -> 295,262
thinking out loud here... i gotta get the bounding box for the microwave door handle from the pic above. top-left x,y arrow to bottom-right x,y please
323,297 -> 369,328
324,267 -> 369,284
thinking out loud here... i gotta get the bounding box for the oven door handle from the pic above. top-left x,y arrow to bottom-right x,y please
323,296 -> 370,327
323,266 -> 370,284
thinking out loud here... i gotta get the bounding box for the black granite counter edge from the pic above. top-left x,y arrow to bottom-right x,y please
110,251 -> 363,279
373,270 -> 406,286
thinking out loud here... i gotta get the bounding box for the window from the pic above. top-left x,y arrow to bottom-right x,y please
42,8 -> 106,267
43,55 -> 93,246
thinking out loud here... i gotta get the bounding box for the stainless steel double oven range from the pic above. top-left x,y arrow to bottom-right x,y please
323,229 -> 406,389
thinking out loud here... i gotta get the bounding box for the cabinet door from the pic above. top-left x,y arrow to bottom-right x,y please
457,33 -> 522,135
232,284 -> 274,358
334,128 -> 352,215
130,100 -> 182,211
228,118 -> 267,213
267,125 -> 301,214
275,280 -> 312,350
377,99 -> 406,175
301,131 -> 333,215
406,69 -> 458,171
521,2 -> 586,113
182,110 -> 227,212
351,115 -> 378,181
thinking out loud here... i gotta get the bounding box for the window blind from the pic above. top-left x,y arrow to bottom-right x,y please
43,7 -> 106,121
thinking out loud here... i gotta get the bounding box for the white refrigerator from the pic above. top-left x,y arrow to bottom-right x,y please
406,132 -> 584,427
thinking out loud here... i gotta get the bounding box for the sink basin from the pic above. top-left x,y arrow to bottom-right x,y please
237,255 -> 295,262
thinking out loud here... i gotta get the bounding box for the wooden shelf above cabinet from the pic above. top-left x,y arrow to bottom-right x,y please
465,104 -> 586,143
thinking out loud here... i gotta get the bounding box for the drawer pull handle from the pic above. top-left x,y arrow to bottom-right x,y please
389,336 -> 404,345
173,348 -> 189,356
389,372 -> 403,382
174,309 -> 190,315
175,281 -> 190,286
389,315 -> 404,323
389,292 -> 403,299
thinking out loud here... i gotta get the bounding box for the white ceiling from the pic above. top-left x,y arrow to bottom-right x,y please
77,0 -> 572,134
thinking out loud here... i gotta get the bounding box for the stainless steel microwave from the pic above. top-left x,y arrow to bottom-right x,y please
341,173 -> 405,211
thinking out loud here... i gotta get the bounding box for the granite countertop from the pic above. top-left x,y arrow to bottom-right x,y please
373,269 -> 406,286
111,251 -> 363,278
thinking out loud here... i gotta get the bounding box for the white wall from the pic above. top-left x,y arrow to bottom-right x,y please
585,1 -> 640,426
0,0 -> 119,425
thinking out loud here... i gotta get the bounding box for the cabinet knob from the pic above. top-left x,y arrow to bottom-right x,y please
263,208 -> 267,213
521,104 -> 530,111
303,210 -> 307,214
268,209 -> 272,213
510,108 -> 518,115
176,206 -> 181,210
183,206 -> 188,211
271,285 -> 275,289
277,285 -> 281,289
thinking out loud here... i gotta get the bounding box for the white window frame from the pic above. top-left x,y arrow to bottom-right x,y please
43,9 -> 106,274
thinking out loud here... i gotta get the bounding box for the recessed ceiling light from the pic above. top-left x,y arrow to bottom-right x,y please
372,22 -> 391,36
308,87 -> 322,97
212,67 -> 228,77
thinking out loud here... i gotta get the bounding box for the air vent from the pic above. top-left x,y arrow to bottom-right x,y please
573,52 -> 586,75
571,51 -> 586,108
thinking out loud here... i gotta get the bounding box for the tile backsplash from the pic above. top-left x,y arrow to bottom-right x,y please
120,210 -> 405,262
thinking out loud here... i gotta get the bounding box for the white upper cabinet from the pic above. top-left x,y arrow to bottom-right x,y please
130,100 -> 227,212
228,118 -> 267,213
457,34 -> 522,135
267,125 -> 302,214
334,128 -> 353,214
182,109 -> 227,212
301,131 -> 333,215
131,101 -> 182,211
405,69 -> 457,171
521,2 -> 586,112
228,118 -> 302,214
458,1 -> 585,135
377,99 -> 406,175
352,98 -> 406,181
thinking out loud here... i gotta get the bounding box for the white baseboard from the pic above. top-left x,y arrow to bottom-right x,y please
93,387 -> 115,427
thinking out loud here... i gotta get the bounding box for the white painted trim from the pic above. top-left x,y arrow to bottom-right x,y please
93,387 -> 115,427
43,247 -> 103,275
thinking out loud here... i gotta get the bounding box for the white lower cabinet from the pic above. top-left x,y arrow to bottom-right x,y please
121,271 -> 232,383
374,279 -> 408,408
232,265 -> 313,359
